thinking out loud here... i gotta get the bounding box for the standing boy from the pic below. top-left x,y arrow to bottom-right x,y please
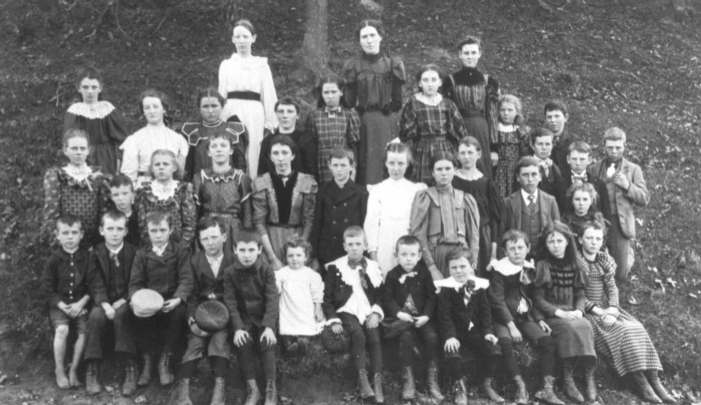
530,127 -> 567,210
562,141 -> 608,216
543,100 -> 576,175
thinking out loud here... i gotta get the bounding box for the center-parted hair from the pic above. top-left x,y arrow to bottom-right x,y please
196,86 -> 225,110
100,210 -> 127,227
138,89 -> 171,125
536,220 -> 577,262
356,19 -> 385,40
501,229 -> 530,248
566,182 -> 599,209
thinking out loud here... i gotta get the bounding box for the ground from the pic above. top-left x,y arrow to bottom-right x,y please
0,0 -> 700,404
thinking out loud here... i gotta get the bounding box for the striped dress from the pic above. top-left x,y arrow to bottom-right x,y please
580,252 -> 662,376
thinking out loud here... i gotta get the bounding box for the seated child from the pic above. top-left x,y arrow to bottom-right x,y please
323,226 -> 385,403
381,235 -> 442,402
108,174 -> 140,247
41,215 -> 91,389
530,127 -> 567,209
488,230 -> 564,405
223,230 -> 280,405
128,210 -> 192,387
275,238 -> 324,353
84,211 -> 138,395
435,247 -> 501,405
170,216 -> 235,405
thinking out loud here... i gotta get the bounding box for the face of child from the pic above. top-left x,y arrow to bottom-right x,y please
199,226 -> 226,258
457,143 -> 480,170
604,139 -> 625,161
275,104 -> 298,131
235,241 -> 262,267
499,101 -> 517,124
100,217 -> 127,248
56,222 -> 83,251
151,154 -> 177,182
147,220 -> 172,248
385,151 -> 409,180
396,243 -> 421,273
567,150 -> 590,174
200,96 -> 223,124
545,231 -> 568,259
432,159 -> 455,186
110,185 -> 134,212
359,26 -> 382,55
580,227 -> 604,255
208,137 -> 233,164
572,189 -> 593,216
63,136 -> 90,166
532,135 -> 554,160
544,110 -> 567,135
448,256 -> 474,284
270,143 -> 294,175
285,246 -> 307,270
459,43 -> 481,68
232,25 -> 256,54
142,96 -> 165,125
329,157 -> 351,184
419,70 -> 442,97
343,235 -> 366,261
321,83 -> 342,108
518,165 -> 541,193
505,239 -> 529,266
78,78 -> 101,104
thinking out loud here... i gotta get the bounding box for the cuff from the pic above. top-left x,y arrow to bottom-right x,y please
325,318 -> 341,326
371,304 -> 384,321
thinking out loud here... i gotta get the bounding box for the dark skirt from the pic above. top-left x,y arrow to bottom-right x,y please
463,115 -> 492,178
358,111 -> 399,185
545,317 -> 596,359
494,143 -> 521,200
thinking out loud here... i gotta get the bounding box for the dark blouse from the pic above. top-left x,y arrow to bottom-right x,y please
342,53 -> 406,113
452,175 -> 501,238
533,256 -> 587,317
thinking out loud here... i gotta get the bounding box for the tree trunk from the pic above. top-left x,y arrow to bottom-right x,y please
301,0 -> 329,77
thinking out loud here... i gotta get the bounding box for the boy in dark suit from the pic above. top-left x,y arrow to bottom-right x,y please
108,174 -> 141,247
562,141 -> 608,216
530,127 -> 567,209
543,100 -> 576,175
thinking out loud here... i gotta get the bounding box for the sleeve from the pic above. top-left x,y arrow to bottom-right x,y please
322,265 -> 340,321
42,168 -> 60,242
341,59 -> 358,108
381,273 -> 402,319
518,126 -> 532,157
441,74 -> 456,102
105,108 -> 129,145
421,270 -> 437,317
128,250 -> 147,298
573,267 -> 587,312
363,187 -> 382,254
42,256 -> 61,308
192,173 -> 203,217
260,59 -> 278,130
174,249 -> 194,303
257,131 -> 273,177
262,265 -> 280,330
300,180 -> 318,241
550,195 -> 561,222
233,127 -> 249,171
184,145 -> 196,182
310,187 -> 325,258
437,289 -> 457,340
96,175 -> 113,220
63,111 -> 78,133
251,181 -> 270,238
487,180 -> 502,241
346,109 -> 361,146
532,261 -> 559,317
463,193 -> 481,267
87,252 -> 108,305
409,191 -> 435,267
119,136 -> 139,183
389,56 -> 406,112
625,164 -> 650,206
176,137 -> 189,179
601,253 -> 620,307
398,99 -> 417,144
485,75 -> 500,147
499,196 -> 513,242
179,183 -> 197,244
134,190 -> 149,246
223,270 -> 245,331
448,101 -> 468,147
299,130 -> 318,178
488,272 -> 514,325
477,290 -> 495,336
239,176 -> 254,230
310,270 -> 324,303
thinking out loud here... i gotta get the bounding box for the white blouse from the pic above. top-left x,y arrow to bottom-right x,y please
119,125 -> 188,185
217,54 -> 278,128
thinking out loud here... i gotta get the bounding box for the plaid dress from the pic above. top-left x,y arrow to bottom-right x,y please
135,181 -> 197,246
493,123 -> 531,199
581,252 -> 662,375
399,95 -> 467,184
307,107 -> 360,183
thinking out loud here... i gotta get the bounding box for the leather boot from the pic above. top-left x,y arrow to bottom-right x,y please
562,360 -> 584,402
264,379 -> 277,405
401,367 -> 416,400
168,378 -> 193,405
210,377 -> 226,405
514,374 -> 528,404
646,370 -> 676,403
244,379 -> 261,405
373,372 -> 384,404
158,351 -> 175,386
482,377 -> 505,403
427,361 -> 444,401
357,369 -> 374,399
535,375 -> 565,405
584,362 -> 598,402
453,378 -> 468,405
122,359 -> 138,396
85,361 -> 101,395
137,353 -> 153,387
632,371 -> 662,403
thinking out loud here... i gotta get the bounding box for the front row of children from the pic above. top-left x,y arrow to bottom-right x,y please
43,208 -> 675,405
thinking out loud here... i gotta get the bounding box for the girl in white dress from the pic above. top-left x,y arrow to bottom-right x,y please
218,19 -> 278,176
363,142 -> 426,276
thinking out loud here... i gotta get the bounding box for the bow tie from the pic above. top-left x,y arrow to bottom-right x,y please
571,173 -> 587,184
348,258 -> 366,269
398,271 -> 417,284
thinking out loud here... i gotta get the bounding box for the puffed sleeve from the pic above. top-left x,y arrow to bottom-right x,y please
599,252 -> 620,307
409,190 -> 435,268
252,177 -> 270,238
389,56 -> 406,111
346,109 -> 361,147
342,58 -> 358,108
363,185 -> 381,254
239,176 -> 254,231
399,99 -> 417,144
179,182 -> 197,244
463,193 -> 480,268
42,167 -> 61,242
119,135 -> 139,183
310,270 -> 324,303
300,179 -> 318,241
485,75 -> 500,146
105,106 -> 129,144
217,59 -> 229,99
260,58 -> 278,130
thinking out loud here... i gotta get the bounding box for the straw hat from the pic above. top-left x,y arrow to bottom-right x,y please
194,300 -> 230,332
130,289 -> 164,318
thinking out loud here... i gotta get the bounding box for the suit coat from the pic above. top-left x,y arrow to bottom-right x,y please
436,283 -> 493,341
185,250 -> 235,317
501,190 -> 560,238
222,257 -> 278,331
88,242 -> 137,305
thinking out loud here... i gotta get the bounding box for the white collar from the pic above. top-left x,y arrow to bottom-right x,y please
151,180 -> 178,200
497,122 -> 518,132
152,243 -> 168,256
106,243 -> 124,256
415,93 -> 443,106
520,188 -> 538,204
492,257 -> 535,276
67,101 -> 115,119
63,164 -> 92,181
434,276 -> 489,292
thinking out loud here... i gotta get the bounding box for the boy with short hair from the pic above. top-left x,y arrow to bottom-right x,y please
42,215 -> 91,389
311,147 -> 368,266
530,127 -> 567,209
381,235 -> 442,402
323,226 -> 385,403
543,100 -> 576,174
109,174 -> 140,247
589,127 -> 649,282
223,230 -> 279,405
170,216 -> 235,405
563,141 -> 608,216
84,210 -> 138,395
128,210 -> 192,387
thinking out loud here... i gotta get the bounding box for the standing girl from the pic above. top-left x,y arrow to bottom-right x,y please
399,64 -> 467,184
64,67 -> 128,174
43,129 -> 110,246
135,150 -> 197,246
307,75 -> 361,184
446,36 -> 500,178
452,136 -> 501,275
343,19 -> 406,185
218,19 -> 278,176
120,89 -> 188,189
492,94 -> 530,199
363,143 -> 426,275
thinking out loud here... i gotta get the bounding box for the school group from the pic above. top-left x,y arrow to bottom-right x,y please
42,17 -> 676,405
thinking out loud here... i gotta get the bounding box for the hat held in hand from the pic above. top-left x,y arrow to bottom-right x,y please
194,300 -> 230,332
320,324 -> 350,354
131,289 -> 164,318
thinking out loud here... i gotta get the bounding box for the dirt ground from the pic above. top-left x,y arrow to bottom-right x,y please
1,0 -> 700,404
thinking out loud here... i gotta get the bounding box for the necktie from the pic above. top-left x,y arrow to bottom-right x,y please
398,271 -> 417,284
527,194 -> 536,214
109,251 -> 120,268
349,258 -> 368,289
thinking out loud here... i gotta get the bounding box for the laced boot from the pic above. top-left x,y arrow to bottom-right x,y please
514,374 -> 528,404
401,367 -> 416,400
168,378 -> 193,405
535,375 -> 565,405
562,360 -> 584,402
584,362 -> 598,402
244,379 -> 261,405
646,370 -> 676,403
158,351 -> 175,386
453,378 -> 468,405
631,371 -> 661,403
427,361 -> 444,401
85,360 -> 101,395
210,377 -> 226,405
137,353 -> 153,387
373,372 -> 384,404
122,358 -> 138,396
357,369 -> 374,399
482,377 -> 505,403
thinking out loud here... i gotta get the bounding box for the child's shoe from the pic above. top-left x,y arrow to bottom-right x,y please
427,361 -> 444,401
85,361 -> 101,394
244,379 -> 261,405
158,351 -> 175,386
562,361 -> 584,402
632,371 -> 661,403
373,372 -> 384,404
357,369 -> 374,399
535,375 -> 565,405
401,367 -> 416,400
646,371 -> 676,403
482,377 -> 505,403
137,353 -> 153,386
514,374 -> 528,404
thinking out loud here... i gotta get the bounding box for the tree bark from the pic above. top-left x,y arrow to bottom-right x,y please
301,0 -> 329,76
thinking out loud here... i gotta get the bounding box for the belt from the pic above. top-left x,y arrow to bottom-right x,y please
227,91 -> 261,101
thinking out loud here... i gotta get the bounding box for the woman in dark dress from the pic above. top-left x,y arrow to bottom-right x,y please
343,19 -> 406,185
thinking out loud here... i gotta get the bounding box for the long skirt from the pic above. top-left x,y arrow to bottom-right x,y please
463,114 -> 492,178
586,310 -> 662,376
221,98 -> 263,176
545,316 -> 596,359
358,111 -> 399,185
